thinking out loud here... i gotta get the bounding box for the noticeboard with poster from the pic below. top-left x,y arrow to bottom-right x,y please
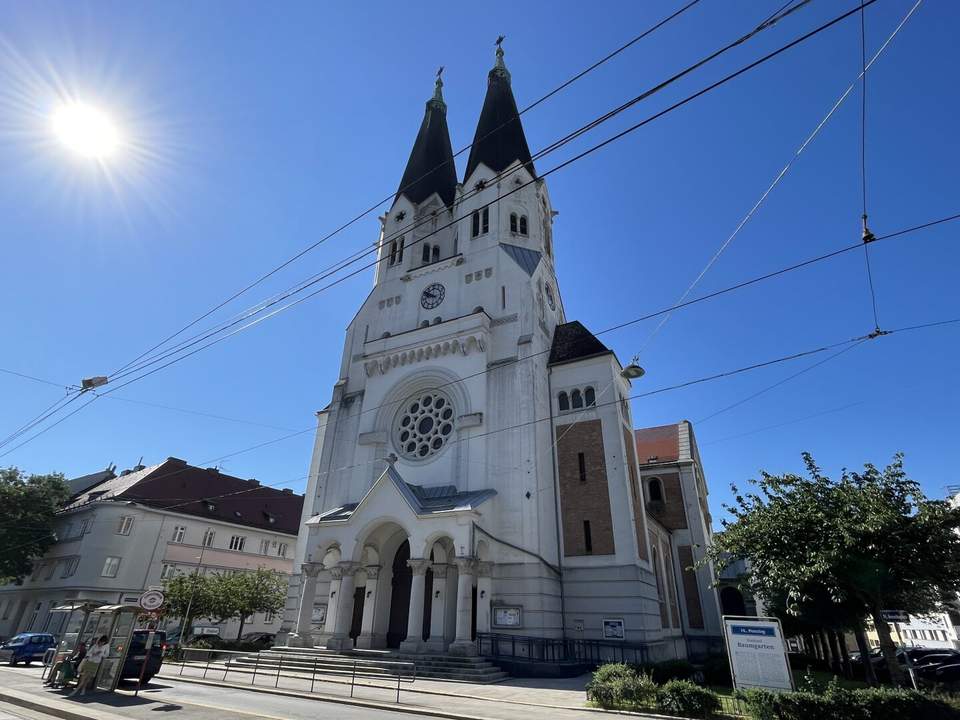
602,618 -> 625,640
723,616 -> 794,692
311,604 -> 327,626
492,606 -> 522,628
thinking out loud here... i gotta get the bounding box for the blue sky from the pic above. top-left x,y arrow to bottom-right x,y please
1,0 -> 957,523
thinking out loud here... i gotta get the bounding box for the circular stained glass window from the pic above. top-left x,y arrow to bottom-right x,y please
394,390 -> 455,460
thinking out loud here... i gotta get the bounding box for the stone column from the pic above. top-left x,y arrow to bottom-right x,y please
327,562 -> 359,651
475,561 -> 493,635
355,566 -> 383,649
424,564 -> 450,653
323,567 -> 343,637
289,562 -> 321,647
448,557 -> 478,656
398,558 -> 431,654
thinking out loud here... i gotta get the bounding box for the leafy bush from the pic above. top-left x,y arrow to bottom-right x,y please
736,685 -> 958,720
655,679 -> 721,718
701,655 -> 731,687
634,658 -> 697,684
585,664 -> 657,709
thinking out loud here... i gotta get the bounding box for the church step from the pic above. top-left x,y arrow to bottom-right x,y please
216,655 -> 508,683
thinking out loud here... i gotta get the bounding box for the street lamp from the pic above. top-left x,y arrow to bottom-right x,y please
621,355 -> 645,380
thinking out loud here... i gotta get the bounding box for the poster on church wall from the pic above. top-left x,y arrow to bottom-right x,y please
723,616 -> 794,692
311,605 -> 327,626
493,606 -> 522,628
602,618 -> 625,640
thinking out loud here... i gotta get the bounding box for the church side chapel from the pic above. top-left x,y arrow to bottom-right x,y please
281,42 -> 722,667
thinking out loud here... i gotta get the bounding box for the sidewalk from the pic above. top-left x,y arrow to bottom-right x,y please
0,665 -> 664,720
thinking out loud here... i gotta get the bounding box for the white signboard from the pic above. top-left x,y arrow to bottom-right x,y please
138,590 -> 165,612
723,616 -> 794,692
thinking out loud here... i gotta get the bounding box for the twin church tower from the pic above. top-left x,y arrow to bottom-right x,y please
282,44 -> 720,661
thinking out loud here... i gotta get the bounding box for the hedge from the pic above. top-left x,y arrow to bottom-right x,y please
587,664 -> 718,717
737,685 -> 959,720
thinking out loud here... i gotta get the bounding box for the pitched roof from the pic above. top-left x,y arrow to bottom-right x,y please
395,77 -> 458,207
309,464 -> 496,523
64,458 -> 303,535
501,243 -> 541,276
464,48 -> 535,182
634,424 -> 681,465
548,321 -> 612,366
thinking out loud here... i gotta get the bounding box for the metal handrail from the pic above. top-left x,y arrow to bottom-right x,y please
167,647 -> 416,703
476,632 -> 651,666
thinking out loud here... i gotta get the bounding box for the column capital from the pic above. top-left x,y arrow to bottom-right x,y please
302,562 -> 323,578
329,567 -> 343,581
476,561 -> 493,578
337,561 -> 361,577
454,556 -> 478,574
431,563 -> 450,579
364,565 -> 382,580
407,558 -> 432,576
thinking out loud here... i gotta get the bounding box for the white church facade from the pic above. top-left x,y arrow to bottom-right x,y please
280,46 -> 722,663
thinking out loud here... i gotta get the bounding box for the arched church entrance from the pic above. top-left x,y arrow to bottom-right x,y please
387,539 -> 412,648
720,586 -> 747,616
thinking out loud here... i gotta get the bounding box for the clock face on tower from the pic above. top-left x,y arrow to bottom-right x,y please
420,283 -> 445,310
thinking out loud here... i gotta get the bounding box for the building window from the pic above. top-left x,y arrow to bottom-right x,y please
259,539 -> 270,555
61,557 -> 79,578
27,603 -> 42,630
101,556 -> 121,578
471,208 -> 489,237
277,543 -> 288,558
431,245 -> 439,263
79,518 -> 91,535
584,387 -> 596,407
117,516 -> 134,536
578,453 -> 587,483
648,478 -> 664,503
229,536 -> 246,552
571,389 -> 584,409
389,236 -> 404,266
501,286 -> 506,310
202,529 -> 215,548
161,564 -> 176,580
510,213 -> 518,233
394,389 -> 456,461
172,526 -> 186,544
583,520 -> 593,555
422,243 -> 431,263
558,392 -> 569,412
43,562 -> 56,580
264,610 -> 275,624
519,215 -> 528,235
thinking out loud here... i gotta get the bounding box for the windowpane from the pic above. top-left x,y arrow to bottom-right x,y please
202,529 -> 215,547
481,208 -> 489,234
571,389 -> 583,409
519,215 -> 528,235
229,535 -> 246,552
584,387 -> 596,406
431,245 -> 439,263
510,213 -> 517,233
101,556 -> 121,578
583,520 -> 593,554
422,244 -> 430,263
558,392 -> 569,412
172,526 -> 186,544
578,452 -> 587,483
472,211 -> 480,237
648,478 -> 664,503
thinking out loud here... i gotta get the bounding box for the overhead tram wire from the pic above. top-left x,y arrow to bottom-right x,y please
6,313 -> 960,549
107,0 -> 818,386
99,0 -> 871,394
0,2 -> 905,456
106,0 -> 707,381
634,0 -> 924,355
3,204 -> 956,458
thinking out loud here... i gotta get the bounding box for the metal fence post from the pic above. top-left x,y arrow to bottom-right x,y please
223,652 -> 231,683
203,652 -> 212,679
350,661 -> 357,698
396,664 -> 401,704
275,654 -> 283,688
251,653 -> 260,685
310,657 -> 317,694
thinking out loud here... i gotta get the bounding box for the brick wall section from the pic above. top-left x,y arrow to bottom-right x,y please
678,545 -> 705,629
556,419 -> 615,557
646,472 -> 687,531
622,426 -> 648,560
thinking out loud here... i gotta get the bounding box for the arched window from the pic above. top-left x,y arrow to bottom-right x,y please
519,215 -> 528,235
422,243 -> 431,263
720,587 -> 747,616
571,389 -> 583,409
420,320 -> 430,328
396,235 -> 404,263
510,213 -> 518,233
431,245 -> 439,263
648,477 -> 664,503
584,387 -> 596,406
472,211 -> 480,238
558,392 -> 569,412
472,208 -> 489,237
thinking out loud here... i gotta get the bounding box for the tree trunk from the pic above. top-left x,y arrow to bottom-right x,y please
826,629 -> 842,675
818,629 -> 834,669
853,623 -> 878,686
237,616 -> 246,641
810,632 -> 822,660
871,607 -> 907,687
835,630 -> 852,678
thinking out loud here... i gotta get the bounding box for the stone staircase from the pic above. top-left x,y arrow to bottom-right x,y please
227,646 -> 509,684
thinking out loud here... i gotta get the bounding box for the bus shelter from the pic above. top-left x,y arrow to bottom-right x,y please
42,601 -> 104,682
84,604 -> 142,692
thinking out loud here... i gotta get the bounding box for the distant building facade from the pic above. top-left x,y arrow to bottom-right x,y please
0,458 -> 303,641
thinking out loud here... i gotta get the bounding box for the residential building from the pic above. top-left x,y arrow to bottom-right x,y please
864,613 -> 959,650
0,458 -> 302,641
278,45 -> 722,662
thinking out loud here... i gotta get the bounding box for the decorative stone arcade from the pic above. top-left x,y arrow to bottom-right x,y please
289,464 -> 496,656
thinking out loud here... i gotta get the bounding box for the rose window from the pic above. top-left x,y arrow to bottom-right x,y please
395,390 -> 455,460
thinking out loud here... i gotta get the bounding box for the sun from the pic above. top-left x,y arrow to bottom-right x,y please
51,102 -> 121,159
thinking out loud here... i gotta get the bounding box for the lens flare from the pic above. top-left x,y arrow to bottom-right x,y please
51,102 -> 121,158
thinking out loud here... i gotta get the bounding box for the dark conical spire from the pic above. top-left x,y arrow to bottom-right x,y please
395,69 -> 458,207
464,40 -> 536,182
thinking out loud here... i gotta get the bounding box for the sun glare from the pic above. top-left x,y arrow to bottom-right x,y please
51,102 -> 121,159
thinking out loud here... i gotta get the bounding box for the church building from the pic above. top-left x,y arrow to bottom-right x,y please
281,45 -> 721,664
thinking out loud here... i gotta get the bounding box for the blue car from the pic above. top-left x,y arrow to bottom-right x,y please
0,633 -> 57,666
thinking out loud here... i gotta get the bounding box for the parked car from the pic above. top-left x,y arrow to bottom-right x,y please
913,653 -> 960,679
239,632 -> 275,647
119,630 -> 166,684
0,633 -> 57,666
934,663 -> 960,685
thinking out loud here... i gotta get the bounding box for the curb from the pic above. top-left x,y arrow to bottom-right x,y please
0,688 -> 133,720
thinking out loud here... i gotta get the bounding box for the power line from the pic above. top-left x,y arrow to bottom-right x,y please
105,0 -> 816,387
107,0 -> 707,381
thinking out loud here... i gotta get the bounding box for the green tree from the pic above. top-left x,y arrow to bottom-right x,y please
162,571 -> 214,638
208,569 -> 286,640
0,467 -> 70,582
707,453 -> 960,688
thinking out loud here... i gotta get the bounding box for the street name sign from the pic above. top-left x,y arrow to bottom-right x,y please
723,616 -> 794,692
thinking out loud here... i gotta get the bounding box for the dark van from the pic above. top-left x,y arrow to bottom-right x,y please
120,630 -> 166,683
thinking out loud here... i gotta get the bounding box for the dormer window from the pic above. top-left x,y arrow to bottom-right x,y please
471,208 -> 489,238
519,215 -> 528,236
